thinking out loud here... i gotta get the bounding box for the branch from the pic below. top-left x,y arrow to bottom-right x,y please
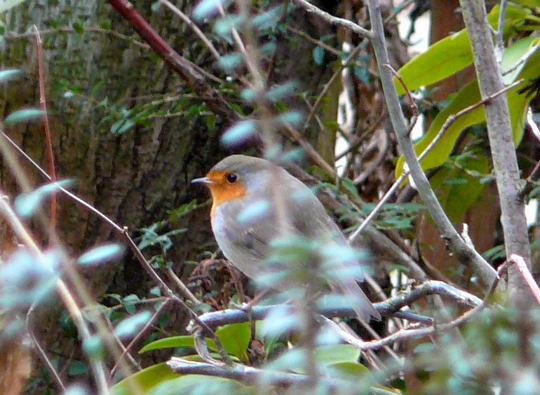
459,0 -> 531,302
107,0 -> 238,122
192,280 -> 480,329
0,130 -> 232,365
34,26 -> 58,239
365,0 -> 497,286
167,358 -> 345,389
0,194 -> 110,393
509,254 -> 540,304
292,0 -> 373,39
348,77 -> 524,243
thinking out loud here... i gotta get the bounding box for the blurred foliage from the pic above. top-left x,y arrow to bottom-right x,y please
0,0 -> 538,394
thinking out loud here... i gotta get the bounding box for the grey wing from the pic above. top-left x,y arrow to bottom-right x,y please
283,174 -> 381,321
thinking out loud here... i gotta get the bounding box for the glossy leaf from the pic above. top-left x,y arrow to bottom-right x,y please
327,362 -> 370,380
110,363 -> 180,395
139,335 -> 196,353
216,322 -> 251,361
314,344 -> 361,366
395,38 -> 540,178
429,151 -> 490,222
395,4 -> 529,95
395,80 -> 484,177
148,374 -> 251,395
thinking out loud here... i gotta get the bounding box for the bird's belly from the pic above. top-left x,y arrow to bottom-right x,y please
211,211 -> 266,281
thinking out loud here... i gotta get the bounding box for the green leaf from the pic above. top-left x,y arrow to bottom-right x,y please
314,344 -> 361,366
221,120 -> 257,146
5,108 -> 44,124
313,46 -> 325,65
395,4 -> 529,95
141,323 -> 251,360
139,335 -> 195,353
15,180 -> 72,217
429,151 -> 490,222
110,363 -> 180,395
0,0 -> 26,12
395,80 -> 485,177
395,40 -> 540,178
327,362 -> 370,379
148,374 -> 251,395
216,322 -> 251,361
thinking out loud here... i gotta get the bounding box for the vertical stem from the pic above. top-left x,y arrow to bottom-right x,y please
33,26 -> 57,240
459,0 -> 531,303
365,0 -> 496,285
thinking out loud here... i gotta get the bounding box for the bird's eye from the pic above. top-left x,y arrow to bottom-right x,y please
226,173 -> 238,183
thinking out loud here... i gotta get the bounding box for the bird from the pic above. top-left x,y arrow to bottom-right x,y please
192,154 -> 380,321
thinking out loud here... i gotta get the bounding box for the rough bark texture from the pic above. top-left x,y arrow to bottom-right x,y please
0,0 -> 338,389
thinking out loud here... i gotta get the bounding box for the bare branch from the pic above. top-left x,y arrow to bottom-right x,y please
365,0 -> 497,286
459,0 -> 532,301
192,280 -> 480,329
107,0 -> 237,121
159,0 -> 221,61
509,254 -> 540,304
292,0 -> 373,39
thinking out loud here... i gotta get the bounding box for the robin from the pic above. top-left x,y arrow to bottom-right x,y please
192,155 -> 380,321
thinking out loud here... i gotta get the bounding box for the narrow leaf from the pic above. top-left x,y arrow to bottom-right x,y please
78,244 -> 123,266
5,108 -> 44,124
115,311 -> 152,338
0,69 -> 20,83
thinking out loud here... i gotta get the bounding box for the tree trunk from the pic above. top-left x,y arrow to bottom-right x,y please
0,0 -> 339,390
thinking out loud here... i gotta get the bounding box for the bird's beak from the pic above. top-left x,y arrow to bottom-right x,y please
191,176 -> 213,185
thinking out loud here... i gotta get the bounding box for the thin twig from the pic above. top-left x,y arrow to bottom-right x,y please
509,254 -> 540,304
26,306 -> 66,392
110,299 -> 171,378
107,0 -> 236,120
159,0 -> 221,61
366,0 -> 497,286
0,195 -> 110,394
0,130 -> 231,366
349,77 -> 524,242
285,25 -> 342,56
292,0 -> 373,39
33,26 -> 57,241
166,268 -> 202,305
302,45 -> 364,132
5,27 -> 150,49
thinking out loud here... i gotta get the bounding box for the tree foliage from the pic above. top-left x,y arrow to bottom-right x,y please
0,0 -> 539,394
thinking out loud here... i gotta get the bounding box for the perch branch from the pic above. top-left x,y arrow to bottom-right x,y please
193,280 -> 481,329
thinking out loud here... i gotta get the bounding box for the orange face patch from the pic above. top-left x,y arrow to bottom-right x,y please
206,170 -> 248,217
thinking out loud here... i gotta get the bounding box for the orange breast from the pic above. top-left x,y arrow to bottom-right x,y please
207,170 -> 248,218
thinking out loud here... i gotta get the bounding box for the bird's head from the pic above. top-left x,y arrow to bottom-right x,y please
192,155 -> 272,215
